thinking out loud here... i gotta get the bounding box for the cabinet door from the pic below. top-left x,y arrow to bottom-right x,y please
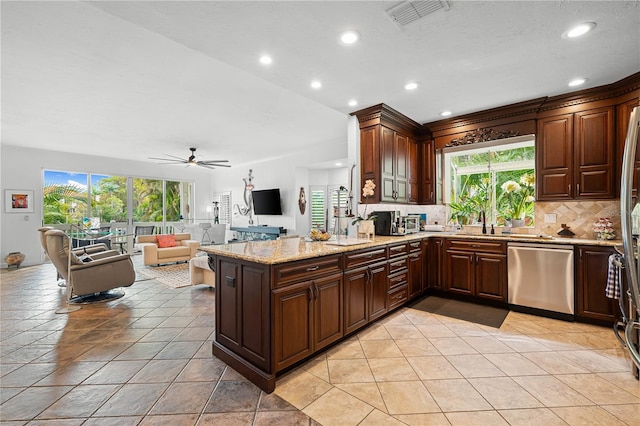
394,133 -> 409,202
475,253 -> 507,301
574,107 -> 615,198
576,246 -> 619,322
407,251 -> 423,299
445,250 -> 474,295
344,267 -> 369,334
617,98 -> 640,199
273,282 -> 313,371
408,138 -> 419,204
369,262 -> 389,322
360,126 -> 381,204
420,139 -> 435,204
313,273 -> 344,351
537,114 -> 573,200
429,238 -> 444,289
381,126 -> 396,202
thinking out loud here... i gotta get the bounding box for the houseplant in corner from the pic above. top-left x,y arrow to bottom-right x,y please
353,179 -> 377,239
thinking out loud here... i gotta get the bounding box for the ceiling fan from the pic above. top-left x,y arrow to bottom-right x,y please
150,147 -> 231,170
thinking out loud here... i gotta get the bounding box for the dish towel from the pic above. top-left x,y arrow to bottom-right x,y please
606,253 -> 623,299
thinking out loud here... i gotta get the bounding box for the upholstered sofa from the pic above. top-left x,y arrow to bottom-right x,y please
136,233 -> 200,266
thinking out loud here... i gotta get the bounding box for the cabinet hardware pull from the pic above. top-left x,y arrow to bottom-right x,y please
308,288 -> 312,301
306,266 -> 319,271
471,244 -> 480,248
568,184 -> 571,193
577,183 -> 580,193
313,283 -> 319,299
430,191 -> 434,200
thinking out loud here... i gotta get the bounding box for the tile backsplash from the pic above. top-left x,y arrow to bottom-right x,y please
534,200 -> 620,239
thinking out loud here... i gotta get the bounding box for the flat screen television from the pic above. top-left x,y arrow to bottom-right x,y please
252,188 -> 282,215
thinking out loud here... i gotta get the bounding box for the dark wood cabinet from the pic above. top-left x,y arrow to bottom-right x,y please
353,104 -> 422,205
444,239 -> 507,302
408,138 -> 419,204
344,261 -> 388,334
273,271 -> 344,371
420,139 -> 435,204
213,257 -> 271,374
576,245 -> 620,323
574,107 -> 615,198
537,107 -> 615,200
617,97 -> 640,199
407,240 -> 424,299
344,246 -> 389,334
537,114 -> 573,199
380,126 -> 409,203
428,237 -> 444,290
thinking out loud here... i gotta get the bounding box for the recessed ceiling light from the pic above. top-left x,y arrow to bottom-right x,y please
311,80 -> 322,89
339,30 -> 360,45
404,82 -> 419,91
259,55 -> 272,65
335,162 -> 343,167
440,111 -> 452,117
568,78 -> 588,87
348,99 -> 358,107
563,22 -> 596,38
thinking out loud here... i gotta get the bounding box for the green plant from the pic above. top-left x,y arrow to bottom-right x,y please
498,173 -> 535,220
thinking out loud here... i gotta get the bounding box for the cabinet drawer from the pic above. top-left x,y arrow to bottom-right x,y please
446,239 -> 506,254
388,284 -> 408,309
408,240 -> 422,252
388,270 -> 407,290
344,247 -> 387,269
389,243 -> 408,258
273,255 -> 342,288
388,257 -> 408,273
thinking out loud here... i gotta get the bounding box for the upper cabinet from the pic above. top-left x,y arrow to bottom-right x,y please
352,104 -> 430,205
537,106 -> 615,200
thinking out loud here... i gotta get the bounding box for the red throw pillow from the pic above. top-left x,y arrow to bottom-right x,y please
156,234 -> 177,248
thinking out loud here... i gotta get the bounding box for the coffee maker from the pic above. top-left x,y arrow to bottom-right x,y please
372,211 -> 402,236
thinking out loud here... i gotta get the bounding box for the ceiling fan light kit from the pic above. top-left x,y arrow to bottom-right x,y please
150,147 -> 231,170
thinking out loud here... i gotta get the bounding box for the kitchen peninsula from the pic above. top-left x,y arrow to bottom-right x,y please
200,233 -> 619,392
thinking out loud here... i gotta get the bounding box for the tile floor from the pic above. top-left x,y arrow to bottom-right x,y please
1,259 -> 639,425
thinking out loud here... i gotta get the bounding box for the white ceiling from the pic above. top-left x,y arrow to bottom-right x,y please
2,1 -> 639,169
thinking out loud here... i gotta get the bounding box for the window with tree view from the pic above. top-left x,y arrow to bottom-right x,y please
443,136 -> 535,227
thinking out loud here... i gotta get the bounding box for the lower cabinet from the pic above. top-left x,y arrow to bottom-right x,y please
344,261 -> 388,335
576,245 -> 620,323
407,241 -> 424,299
273,272 -> 343,370
444,240 -> 507,302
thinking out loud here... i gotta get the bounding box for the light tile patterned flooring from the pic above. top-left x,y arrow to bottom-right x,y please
1,259 -> 639,425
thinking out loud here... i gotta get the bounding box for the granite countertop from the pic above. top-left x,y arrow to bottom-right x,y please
199,232 -> 621,265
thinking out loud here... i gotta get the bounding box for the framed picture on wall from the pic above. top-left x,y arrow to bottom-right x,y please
5,189 -> 35,213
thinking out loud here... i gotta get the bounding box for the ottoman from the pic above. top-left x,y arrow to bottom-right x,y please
189,255 -> 215,287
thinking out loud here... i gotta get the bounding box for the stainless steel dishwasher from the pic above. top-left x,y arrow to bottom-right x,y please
507,242 -> 574,315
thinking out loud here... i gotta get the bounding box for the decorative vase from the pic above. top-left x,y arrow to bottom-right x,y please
511,219 -> 526,228
357,220 -> 375,240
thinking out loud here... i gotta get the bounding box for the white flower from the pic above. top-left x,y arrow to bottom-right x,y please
501,181 -> 521,193
520,174 -> 535,186
362,180 -> 376,198
525,195 -> 535,203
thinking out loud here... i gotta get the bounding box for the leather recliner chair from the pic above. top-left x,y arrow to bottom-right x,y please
45,229 -> 135,301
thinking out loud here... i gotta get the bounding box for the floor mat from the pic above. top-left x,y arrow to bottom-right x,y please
409,296 -> 509,328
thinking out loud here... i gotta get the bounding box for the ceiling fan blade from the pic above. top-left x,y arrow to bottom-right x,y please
198,162 -> 231,168
163,154 -> 188,161
197,164 -> 219,170
153,160 -> 188,165
198,160 -> 230,165
149,156 -> 185,162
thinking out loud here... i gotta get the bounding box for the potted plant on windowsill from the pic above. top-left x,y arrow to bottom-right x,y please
353,179 -> 377,238
498,173 -> 535,227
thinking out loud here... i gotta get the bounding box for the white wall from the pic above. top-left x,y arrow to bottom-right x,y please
209,146 -> 349,237
1,145 -> 214,267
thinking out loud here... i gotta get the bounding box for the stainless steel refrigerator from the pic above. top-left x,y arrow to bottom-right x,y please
619,105 -> 640,379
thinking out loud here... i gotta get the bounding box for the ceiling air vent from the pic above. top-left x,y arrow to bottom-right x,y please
386,1 -> 450,28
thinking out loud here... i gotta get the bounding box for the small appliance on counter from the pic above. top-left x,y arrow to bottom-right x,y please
372,211 -> 404,236
401,216 -> 420,234
422,224 -> 446,232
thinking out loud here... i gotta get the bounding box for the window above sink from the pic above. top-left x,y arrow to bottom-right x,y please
442,135 -> 535,227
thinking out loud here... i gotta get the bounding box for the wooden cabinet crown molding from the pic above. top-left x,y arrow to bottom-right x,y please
537,72 -> 640,113
351,103 -> 422,135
